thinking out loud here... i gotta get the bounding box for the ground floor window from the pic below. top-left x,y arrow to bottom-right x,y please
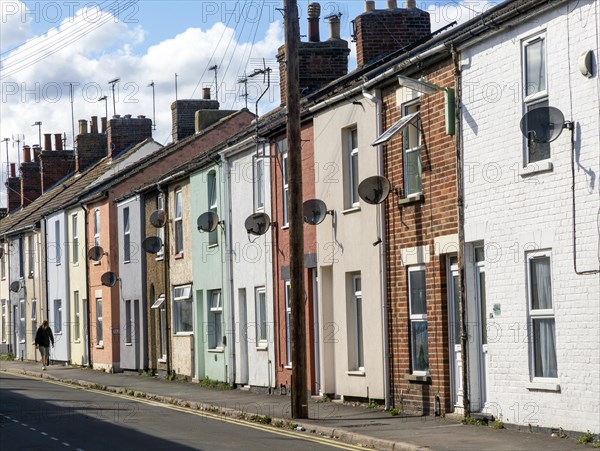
408,266 -> 428,374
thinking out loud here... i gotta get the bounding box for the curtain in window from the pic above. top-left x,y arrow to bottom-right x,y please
534,319 -> 557,378
532,257 -> 552,309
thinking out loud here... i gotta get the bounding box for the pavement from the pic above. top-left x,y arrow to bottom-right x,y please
0,359 -> 589,450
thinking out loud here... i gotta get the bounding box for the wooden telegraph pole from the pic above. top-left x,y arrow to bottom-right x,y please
284,0 -> 308,419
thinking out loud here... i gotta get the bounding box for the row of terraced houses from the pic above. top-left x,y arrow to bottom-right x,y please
1,0 -> 598,435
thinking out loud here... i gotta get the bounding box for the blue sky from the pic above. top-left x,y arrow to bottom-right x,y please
0,0 -> 497,207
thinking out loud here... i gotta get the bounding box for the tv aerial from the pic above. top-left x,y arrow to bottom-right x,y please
520,105 -> 571,143
9,280 -> 23,293
149,209 -> 166,228
142,236 -> 163,254
358,176 -> 392,205
87,246 -> 105,262
244,212 -> 272,236
197,211 -> 221,233
101,271 -> 119,287
302,199 -> 333,225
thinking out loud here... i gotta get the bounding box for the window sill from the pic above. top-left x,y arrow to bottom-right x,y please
284,365 -> 292,370
525,380 -> 560,392
155,256 -> 164,262
158,358 -> 167,363
73,339 -> 81,344
281,225 -> 289,230
123,260 -> 131,265
20,340 -> 26,344
342,206 -> 361,215
346,370 -> 366,377
406,374 -> 431,383
520,161 -> 553,177
173,252 -> 184,260
398,193 -> 424,206
93,261 -> 101,266
125,343 -> 132,347
95,345 -> 104,349
174,332 -> 193,337
256,345 -> 268,351
72,263 -> 79,267
208,348 -> 224,353
207,244 -> 218,249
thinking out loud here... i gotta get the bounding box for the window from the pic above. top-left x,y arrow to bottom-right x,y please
403,101 -> 422,196
96,297 -> 103,345
123,207 -> 131,262
280,139 -> 289,226
254,157 -> 265,211
408,266 -> 428,373
207,173 -> 218,246
208,290 -> 222,349
27,235 -> 34,276
285,281 -> 291,366
528,252 -> 557,379
73,292 -> 80,341
150,293 -> 167,359
31,299 -> 37,339
19,299 -> 25,341
72,214 -> 79,265
94,209 -> 101,247
55,221 -> 61,265
156,194 -> 164,258
1,246 -> 5,279
475,247 -> 487,346
174,189 -> 184,254
125,299 -> 132,344
255,287 -> 267,345
173,284 -> 192,333
19,237 -> 24,278
1,301 -> 6,342
522,33 -> 550,163
349,274 -> 364,370
347,128 -> 359,207
54,299 -> 62,334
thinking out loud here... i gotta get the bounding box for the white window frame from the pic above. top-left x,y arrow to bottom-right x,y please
19,299 -> 26,342
55,220 -> 61,266
125,299 -> 132,344
402,100 -> 422,197
1,246 -> 5,280
96,297 -> 103,346
30,299 -> 37,341
173,284 -> 193,334
285,281 -> 292,366
156,194 -> 164,259
255,287 -> 267,346
93,209 -> 101,248
54,299 -> 62,334
174,189 -> 184,255
73,291 -> 80,342
408,266 -> 428,375
347,127 -> 360,207
527,250 -> 558,380
27,235 -> 34,276
72,214 -> 79,265
207,173 -> 218,246
123,207 -> 131,263
254,157 -> 265,212
208,289 -> 222,349
1,300 -> 6,342
522,32 -> 550,165
351,274 -> 364,371
281,140 -> 289,227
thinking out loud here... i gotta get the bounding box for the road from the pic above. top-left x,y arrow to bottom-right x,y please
0,373 -> 356,451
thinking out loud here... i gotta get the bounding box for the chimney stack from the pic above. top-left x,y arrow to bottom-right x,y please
91,116 -> 99,134
7,163 -> 21,212
202,87 -> 211,100
54,134 -> 63,151
101,117 -> 107,133
75,116 -> 107,172
44,133 -> 52,151
107,114 -> 153,158
23,145 -> 31,163
329,14 -> 341,40
354,0 -> 431,67
171,97 -> 233,141
78,119 -> 88,135
32,145 -> 41,162
10,163 -> 16,178
19,151 -> 42,207
276,2 -> 349,104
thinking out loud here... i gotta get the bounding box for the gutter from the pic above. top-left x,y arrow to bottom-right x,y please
307,85 -> 365,114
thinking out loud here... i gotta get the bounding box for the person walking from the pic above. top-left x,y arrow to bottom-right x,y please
35,320 -> 54,370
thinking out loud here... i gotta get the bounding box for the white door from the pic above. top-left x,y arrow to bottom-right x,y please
312,270 -> 320,393
448,256 -> 462,409
475,247 -> 489,409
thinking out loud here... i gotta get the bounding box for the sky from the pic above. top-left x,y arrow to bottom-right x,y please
0,0 -> 498,208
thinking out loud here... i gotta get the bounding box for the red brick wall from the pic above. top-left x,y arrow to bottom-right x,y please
107,116 -> 153,159
382,59 -> 457,415
271,122 -> 318,393
40,151 -> 75,191
19,162 -> 41,207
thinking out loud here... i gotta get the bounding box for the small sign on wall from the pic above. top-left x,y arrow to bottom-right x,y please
493,304 -> 501,316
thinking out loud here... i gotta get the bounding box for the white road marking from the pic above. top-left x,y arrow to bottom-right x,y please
21,423 -> 28,426
51,436 -> 58,441
41,431 -> 48,436
30,427 -> 36,431
62,442 -> 70,447
12,419 -> 18,423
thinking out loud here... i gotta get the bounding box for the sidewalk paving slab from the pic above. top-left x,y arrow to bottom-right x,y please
0,360 -> 586,450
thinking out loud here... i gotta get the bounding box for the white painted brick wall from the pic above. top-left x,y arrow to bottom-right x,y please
461,1 -> 599,433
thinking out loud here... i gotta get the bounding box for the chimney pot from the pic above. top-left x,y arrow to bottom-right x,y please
32,145 -> 41,162
406,0 -> 415,8
10,163 -> 16,178
124,114 -> 132,119
202,88 -> 211,100
113,114 -> 121,119
23,145 -> 31,163
54,133 -> 63,151
44,133 -> 52,151
78,119 -> 88,135
307,2 -> 321,42
101,117 -> 107,133
91,116 -> 99,134
329,15 -> 341,40
388,0 -> 397,8
137,115 -> 146,119
365,1 -> 375,11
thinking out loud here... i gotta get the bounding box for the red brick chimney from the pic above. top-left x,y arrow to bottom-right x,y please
107,114 -> 153,158
19,146 -> 42,207
7,163 -> 21,212
40,136 -> 75,192
75,117 -> 107,173
277,2 -> 350,105
354,0 -> 431,68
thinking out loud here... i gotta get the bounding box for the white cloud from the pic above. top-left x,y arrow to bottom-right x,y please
0,1 -> 31,50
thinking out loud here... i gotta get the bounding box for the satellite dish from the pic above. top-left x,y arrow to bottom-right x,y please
197,211 -> 219,233
142,236 -> 163,254
520,106 -> 565,143
149,209 -> 166,228
303,199 -> 331,226
358,176 -> 391,205
244,212 -> 271,236
101,271 -> 119,287
87,246 -> 105,262
9,280 -> 22,293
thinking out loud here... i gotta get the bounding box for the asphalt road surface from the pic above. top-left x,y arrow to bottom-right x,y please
0,373 -> 356,451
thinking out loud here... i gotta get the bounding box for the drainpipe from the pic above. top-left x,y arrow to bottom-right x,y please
362,88 -> 391,410
80,204 -> 91,367
222,152 -> 236,387
452,46 -> 470,417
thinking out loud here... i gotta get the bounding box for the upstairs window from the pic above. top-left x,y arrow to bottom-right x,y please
174,189 -> 183,254
347,128 -> 360,207
123,207 -> 131,263
402,101 -> 422,196
207,173 -> 218,246
72,214 -> 79,265
93,209 -> 101,247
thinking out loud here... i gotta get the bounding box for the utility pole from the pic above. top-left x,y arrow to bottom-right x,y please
285,0 -> 308,419
148,81 -> 156,131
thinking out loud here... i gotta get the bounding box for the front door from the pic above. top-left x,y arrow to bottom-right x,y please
312,270 -> 320,394
474,246 -> 489,409
447,256 -> 462,410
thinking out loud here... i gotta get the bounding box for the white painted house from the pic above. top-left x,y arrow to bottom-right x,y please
460,0 -> 599,433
